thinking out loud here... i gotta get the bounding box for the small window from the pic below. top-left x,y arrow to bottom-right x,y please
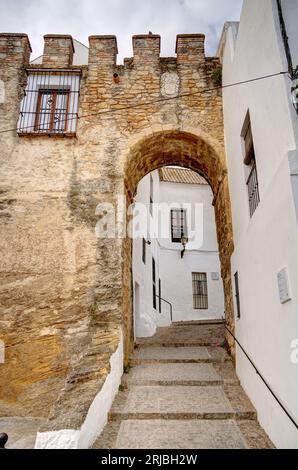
158,278 -> 162,313
150,174 -> 153,216
192,273 -> 208,310
241,112 -> 260,217
234,271 -> 241,319
35,89 -> 70,133
142,238 -> 146,264
17,70 -> 80,135
171,209 -> 187,243
152,257 -> 156,310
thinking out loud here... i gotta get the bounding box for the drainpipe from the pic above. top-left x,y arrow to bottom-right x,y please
276,0 -> 294,77
276,0 -> 298,113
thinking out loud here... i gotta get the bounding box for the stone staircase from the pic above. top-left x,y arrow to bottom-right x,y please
93,322 -> 274,449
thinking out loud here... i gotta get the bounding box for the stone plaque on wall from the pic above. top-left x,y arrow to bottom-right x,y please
277,267 -> 291,304
211,272 -> 220,281
160,72 -> 180,98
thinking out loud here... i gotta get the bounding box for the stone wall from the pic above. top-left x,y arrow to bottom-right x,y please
0,33 -> 234,435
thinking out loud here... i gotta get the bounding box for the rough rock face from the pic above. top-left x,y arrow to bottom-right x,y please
0,33 -> 234,432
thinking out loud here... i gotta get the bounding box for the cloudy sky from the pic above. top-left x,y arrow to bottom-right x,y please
0,0 -> 243,62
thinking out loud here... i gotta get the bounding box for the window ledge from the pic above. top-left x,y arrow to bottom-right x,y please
17,132 -> 77,138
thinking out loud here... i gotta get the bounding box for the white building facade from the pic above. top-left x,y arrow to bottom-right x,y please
132,167 -> 225,339
219,0 -> 298,449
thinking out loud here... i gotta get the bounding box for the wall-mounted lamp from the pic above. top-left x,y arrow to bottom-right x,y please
180,235 -> 188,259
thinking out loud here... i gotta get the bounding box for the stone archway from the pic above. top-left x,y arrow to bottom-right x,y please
122,130 -> 235,362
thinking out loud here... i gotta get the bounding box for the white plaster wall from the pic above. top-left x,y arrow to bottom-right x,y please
160,250 -> 224,322
133,171 -> 162,338
35,331 -> 123,449
133,170 -> 225,334
222,0 -> 298,448
158,180 -> 224,321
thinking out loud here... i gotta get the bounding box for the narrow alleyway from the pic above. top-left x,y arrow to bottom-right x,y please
93,321 -> 274,449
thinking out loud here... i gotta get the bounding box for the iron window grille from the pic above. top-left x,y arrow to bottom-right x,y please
246,162 -> 260,218
152,257 -> 156,310
17,69 -> 81,135
234,271 -> 241,319
171,209 -> 187,243
242,112 -> 260,217
192,272 -> 208,310
142,238 -> 146,264
149,174 -> 154,216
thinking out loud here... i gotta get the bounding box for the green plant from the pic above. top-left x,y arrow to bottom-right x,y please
124,363 -> 131,374
211,67 -> 222,87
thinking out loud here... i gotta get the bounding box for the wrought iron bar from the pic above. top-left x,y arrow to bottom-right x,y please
246,163 -> 260,217
156,294 -> 173,322
17,69 -> 81,135
222,318 -> 298,432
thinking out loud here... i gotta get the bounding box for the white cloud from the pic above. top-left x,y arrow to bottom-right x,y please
0,0 -> 243,62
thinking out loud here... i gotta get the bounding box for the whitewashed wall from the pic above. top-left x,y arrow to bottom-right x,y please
132,170 -> 224,337
221,0 -> 298,448
158,180 -> 224,322
133,170 -> 162,338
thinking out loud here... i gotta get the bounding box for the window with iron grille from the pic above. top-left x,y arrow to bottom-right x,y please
246,162 -> 260,217
152,257 -> 156,310
234,271 -> 241,319
241,112 -> 260,217
171,209 -> 187,243
18,69 -> 81,135
192,272 -> 208,309
158,278 -> 161,313
34,89 -> 70,132
149,174 -> 153,216
142,238 -> 146,264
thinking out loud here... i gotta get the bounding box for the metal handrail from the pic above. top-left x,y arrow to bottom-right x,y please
222,317 -> 298,432
156,295 -> 173,322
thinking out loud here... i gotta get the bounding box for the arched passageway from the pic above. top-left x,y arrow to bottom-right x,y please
122,130 -> 234,361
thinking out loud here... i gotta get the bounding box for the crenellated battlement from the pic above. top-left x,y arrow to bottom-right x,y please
0,32 -> 218,70
0,31 -> 222,138
42,34 -> 74,67
0,33 -> 31,66
88,35 -> 118,67
0,30 -> 222,139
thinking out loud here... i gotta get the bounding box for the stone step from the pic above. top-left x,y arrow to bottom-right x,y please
93,418 -> 274,449
173,320 -> 224,326
136,323 -> 225,347
131,346 -> 230,364
92,323 -> 274,450
109,385 -> 257,421
136,341 -> 224,348
122,363 -> 239,387
115,419 -> 248,449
